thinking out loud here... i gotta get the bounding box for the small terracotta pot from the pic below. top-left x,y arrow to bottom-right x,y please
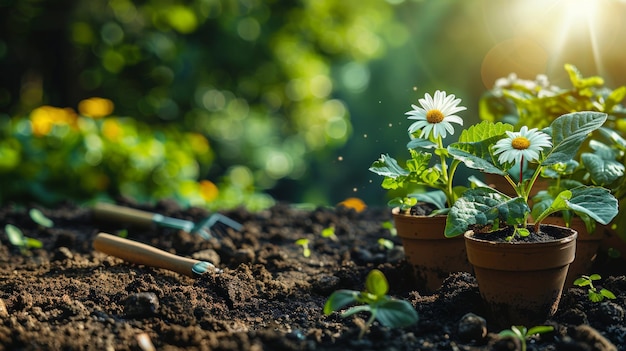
464,225 -> 577,327
540,217 -> 603,286
392,208 -> 472,293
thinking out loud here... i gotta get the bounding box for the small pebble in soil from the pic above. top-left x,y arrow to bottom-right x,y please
457,313 -> 488,343
560,325 -> 618,351
490,334 -> 521,351
52,246 -> 74,261
123,292 -> 160,318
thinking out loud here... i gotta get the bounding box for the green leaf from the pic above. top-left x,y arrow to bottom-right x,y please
410,190 -> 447,210
29,208 -> 54,228
369,154 -> 409,178
445,187 -> 529,237
406,138 -> 436,150
375,299 -> 418,328
365,269 -> 389,297
600,289 -> 616,300
541,112 -> 607,166
589,274 -> 602,280
527,325 -> 554,336
573,277 -> 590,287
581,153 -> 624,186
341,305 -> 371,318
589,290 -> 604,303
324,290 -> 358,315
565,187 -> 618,225
25,237 -> 43,249
457,120 -> 513,143
5,224 -> 26,247
598,127 -> 626,150
605,86 -> 626,113
448,121 -> 512,175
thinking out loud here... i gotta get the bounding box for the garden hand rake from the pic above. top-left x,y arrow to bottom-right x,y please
93,232 -> 220,278
92,202 -> 242,239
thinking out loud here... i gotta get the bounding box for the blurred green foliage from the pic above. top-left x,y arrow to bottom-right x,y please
0,0 -> 409,208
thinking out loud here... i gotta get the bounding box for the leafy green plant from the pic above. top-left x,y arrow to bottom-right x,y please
445,112 -> 618,240
369,90 -> 468,213
323,269 -> 418,339
498,325 -> 554,351
295,238 -> 311,258
573,274 -> 616,302
481,64 -> 626,241
480,64 -> 626,132
4,224 -> 43,254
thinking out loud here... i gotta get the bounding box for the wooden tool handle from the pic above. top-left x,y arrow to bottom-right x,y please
93,233 -> 201,278
92,203 -> 155,228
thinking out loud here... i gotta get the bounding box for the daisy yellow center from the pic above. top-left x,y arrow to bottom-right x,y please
426,109 -> 444,124
511,136 -> 531,150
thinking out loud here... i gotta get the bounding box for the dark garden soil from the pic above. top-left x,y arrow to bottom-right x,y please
1,201 -> 625,351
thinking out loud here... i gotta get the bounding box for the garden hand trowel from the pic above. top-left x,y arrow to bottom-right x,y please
92,202 -> 242,239
93,232 -> 219,278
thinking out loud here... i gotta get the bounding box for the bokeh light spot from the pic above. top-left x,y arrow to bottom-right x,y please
237,17 -> 261,41
340,62 -> 370,93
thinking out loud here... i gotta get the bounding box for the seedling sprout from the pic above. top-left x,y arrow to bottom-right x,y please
29,208 -> 54,228
323,269 -> 418,339
499,325 -> 554,351
321,226 -> 338,241
295,238 -> 311,258
4,224 -> 43,254
377,238 -> 394,250
573,274 -> 616,302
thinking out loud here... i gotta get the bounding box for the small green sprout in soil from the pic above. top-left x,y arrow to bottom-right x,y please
381,221 -> 397,236
499,325 -> 554,351
321,225 -> 338,241
377,238 -> 394,250
323,269 -> 418,339
4,224 -> 43,254
295,238 -> 311,258
29,208 -> 54,228
573,274 -> 616,302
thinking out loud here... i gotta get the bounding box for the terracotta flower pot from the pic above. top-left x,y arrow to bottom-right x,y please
464,225 -> 577,327
392,207 -> 472,293
540,217 -> 603,286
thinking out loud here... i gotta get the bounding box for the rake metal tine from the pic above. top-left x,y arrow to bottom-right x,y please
198,213 -> 243,240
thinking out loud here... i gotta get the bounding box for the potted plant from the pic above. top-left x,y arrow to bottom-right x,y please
444,111 -> 618,327
530,159 -> 610,286
479,64 -> 626,257
576,127 -> 626,259
369,90 -> 472,292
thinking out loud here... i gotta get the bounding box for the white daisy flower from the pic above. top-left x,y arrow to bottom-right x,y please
492,126 -> 552,165
405,90 -> 466,139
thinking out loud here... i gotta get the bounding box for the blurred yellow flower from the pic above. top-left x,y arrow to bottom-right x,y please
337,197 -> 367,212
199,180 -> 219,202
78,97 -> 114,118
30,106 -> 78,136
102,119 -> 122,141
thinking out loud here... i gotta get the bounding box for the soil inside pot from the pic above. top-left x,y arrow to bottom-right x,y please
471,224 -> 573,243
0,201 -> 624,351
